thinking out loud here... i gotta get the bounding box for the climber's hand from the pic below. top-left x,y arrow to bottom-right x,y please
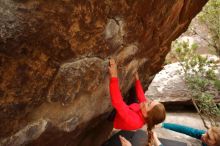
134,71 -> 139,80
108,58 -> 118,78
119,135 -> 132,146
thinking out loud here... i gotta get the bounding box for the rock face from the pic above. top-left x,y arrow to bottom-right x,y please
0,0 -> 207,145
146,61 -> 220,108
146,62 -> 191,104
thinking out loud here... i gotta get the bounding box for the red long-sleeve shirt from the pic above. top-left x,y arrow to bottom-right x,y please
109,77 -> 147,130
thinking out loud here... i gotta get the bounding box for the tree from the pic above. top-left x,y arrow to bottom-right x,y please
172,40 -> 220,128
198,0 -> 220,55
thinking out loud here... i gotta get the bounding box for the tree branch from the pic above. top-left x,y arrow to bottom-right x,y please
192,98 -> 210,129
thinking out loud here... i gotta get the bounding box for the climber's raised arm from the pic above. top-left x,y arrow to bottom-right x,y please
109,59 -> 130,113
134,72 -> 147,103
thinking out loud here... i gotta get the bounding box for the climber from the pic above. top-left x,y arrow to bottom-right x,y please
108,58 -> 166,146
159,122 -> 220,146
118,123 -> 220,146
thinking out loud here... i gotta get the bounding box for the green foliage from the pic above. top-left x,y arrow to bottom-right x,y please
214,79 -> 220,91
198,0 -> 220,55
172,40 -> 220,126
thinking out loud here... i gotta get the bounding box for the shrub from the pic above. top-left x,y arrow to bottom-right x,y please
172,40 -> 220,127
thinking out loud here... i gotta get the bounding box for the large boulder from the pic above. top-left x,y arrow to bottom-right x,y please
145,62 -> 190,104
0,0 -> 207,145
146,61 -> 220,108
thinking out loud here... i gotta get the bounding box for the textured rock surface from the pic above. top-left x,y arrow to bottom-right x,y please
146,62 -> 190,103
146,62 -> 220,106
0,0 -> 207,145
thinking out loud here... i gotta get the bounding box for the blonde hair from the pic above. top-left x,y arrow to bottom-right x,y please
210,127 -> 220,146
145,103 -> 166,146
